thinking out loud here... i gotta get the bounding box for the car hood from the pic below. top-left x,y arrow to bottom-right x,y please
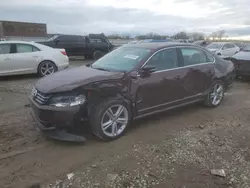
36,41 -> 47,44
232,51 -> 250,61
35,66 -> 125,93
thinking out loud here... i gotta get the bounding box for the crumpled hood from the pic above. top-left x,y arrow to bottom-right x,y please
232,51 -> 250,61
35,66 -> 124,93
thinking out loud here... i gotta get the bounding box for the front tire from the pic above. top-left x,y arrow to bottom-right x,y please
90,98 -> 131,141
204,80 -> 225,108
38,61 -> 57,77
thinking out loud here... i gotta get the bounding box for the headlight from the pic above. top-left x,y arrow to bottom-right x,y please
49,94 -> 86,107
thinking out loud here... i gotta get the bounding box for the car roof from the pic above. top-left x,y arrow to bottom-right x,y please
123,42 -> 201,50
0,40 -> 53,50
0,40 -> 37,44
210,42 -> 231,45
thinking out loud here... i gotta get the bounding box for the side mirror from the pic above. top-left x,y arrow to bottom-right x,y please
55,39 -> 60,44
139,65 -> 156,77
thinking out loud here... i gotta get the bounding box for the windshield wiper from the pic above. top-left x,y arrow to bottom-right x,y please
93,67 -> 110,72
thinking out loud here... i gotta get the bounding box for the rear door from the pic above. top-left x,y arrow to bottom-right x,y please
222,43 -> 237,57
74,36 -> 88,56
177,47 -> 214,98
230,43 -> 239,55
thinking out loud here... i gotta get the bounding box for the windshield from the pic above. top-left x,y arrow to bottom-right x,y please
91,47 -> 151,72
47,35 -> 59,41
242,45 -> 250,51
206,43 -> 223,49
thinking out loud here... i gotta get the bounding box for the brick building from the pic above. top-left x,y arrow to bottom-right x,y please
0,20 -> 48,41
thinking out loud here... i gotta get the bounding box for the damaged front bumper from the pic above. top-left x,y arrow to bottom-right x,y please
29,97 -> 87,142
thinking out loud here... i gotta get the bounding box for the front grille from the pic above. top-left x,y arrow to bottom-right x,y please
31,87 -> 51,105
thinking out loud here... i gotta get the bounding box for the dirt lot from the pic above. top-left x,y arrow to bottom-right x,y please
1,64 -> 250,188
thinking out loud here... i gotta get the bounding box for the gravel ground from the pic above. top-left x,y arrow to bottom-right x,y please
0,66 -> 250,188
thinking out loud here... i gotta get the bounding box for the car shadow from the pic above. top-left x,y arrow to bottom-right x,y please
66,102 -> 204,143
130,102 -> 203,131
236,76 -> 250,82
0,74 -> 38,81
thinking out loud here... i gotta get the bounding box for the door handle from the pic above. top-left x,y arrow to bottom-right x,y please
32,55 -> 38,58
174,76 -> 181,80
4,58 -> 11,60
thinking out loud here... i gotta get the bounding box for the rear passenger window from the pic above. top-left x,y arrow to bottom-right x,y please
0,44 -> 11,54
228,43 -> 235,48
76,36 -> 86,43
180,48 -> 207,66
223,43 -> 234,49
16,44 -> 40,53
90,39 -> 102,43
57,35 -> 74,42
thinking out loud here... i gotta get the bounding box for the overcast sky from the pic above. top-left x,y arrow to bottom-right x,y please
1,0 -> 250,36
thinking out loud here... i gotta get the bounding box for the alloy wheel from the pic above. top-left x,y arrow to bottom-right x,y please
210,83 -> 224,106
101,104 -> 129,137
40,62 -> 55,76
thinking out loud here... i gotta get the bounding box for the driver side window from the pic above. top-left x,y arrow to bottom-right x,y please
146,48 -> 178,71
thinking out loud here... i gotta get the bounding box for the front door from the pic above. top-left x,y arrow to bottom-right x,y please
177,47 -> 214,99
134,48 -> 185,116
0,43 -> 16,75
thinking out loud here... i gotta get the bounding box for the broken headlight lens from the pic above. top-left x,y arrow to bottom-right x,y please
49,94 -> 86,107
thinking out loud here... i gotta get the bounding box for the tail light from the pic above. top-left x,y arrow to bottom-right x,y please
61,51 -> 67,56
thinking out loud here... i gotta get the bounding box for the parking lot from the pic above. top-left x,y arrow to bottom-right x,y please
1,61 -> 250,188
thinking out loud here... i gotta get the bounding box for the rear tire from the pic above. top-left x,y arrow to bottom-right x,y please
204,80 -> 225,108
38,61 -> 57,77
90,98 -> 132,141
93,50 -> 103,60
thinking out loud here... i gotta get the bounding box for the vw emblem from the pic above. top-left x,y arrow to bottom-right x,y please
31,87 -> 37,97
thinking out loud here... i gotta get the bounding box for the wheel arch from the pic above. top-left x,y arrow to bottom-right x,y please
87,91 -> 135,119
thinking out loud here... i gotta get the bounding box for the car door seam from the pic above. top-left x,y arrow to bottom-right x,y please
138,93 -> 202,112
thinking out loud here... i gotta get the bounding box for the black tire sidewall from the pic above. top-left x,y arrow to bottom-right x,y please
205,80 -> 225,107
90,98 -> 132,141
38,61 -> 57,77
93,51 -> 103,60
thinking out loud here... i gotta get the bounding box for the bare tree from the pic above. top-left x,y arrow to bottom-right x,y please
209,30 -> 226,40
172,31 -> 189,39
217,30 -> 226,39
189,32 -> 205,41
210,32 -> 218,40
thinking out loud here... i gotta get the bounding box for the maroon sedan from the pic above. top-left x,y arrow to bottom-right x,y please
29,42 -> 235,141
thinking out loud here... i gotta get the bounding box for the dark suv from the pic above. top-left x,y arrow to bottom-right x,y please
29,42 -> 235,141
39,34 -> 114,59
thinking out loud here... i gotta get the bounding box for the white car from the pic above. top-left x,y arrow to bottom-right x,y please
206,42 -> 240,57
0,41 -> 69,77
